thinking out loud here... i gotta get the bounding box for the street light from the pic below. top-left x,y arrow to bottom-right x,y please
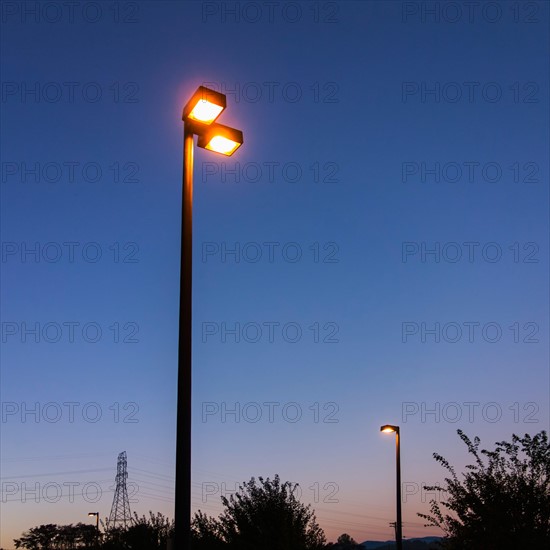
380,424 -> 402,550
197,123 -> 244,156
175,86 -> 244,550
181,85 -> 226,124
87,513 -> 99,548
87,512 -> 99,529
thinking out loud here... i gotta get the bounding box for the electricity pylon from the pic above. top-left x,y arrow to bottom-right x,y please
108,451 -> 133,528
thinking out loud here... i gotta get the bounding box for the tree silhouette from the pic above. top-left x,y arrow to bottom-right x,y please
14,524 -> 58,549
324,533 -> 363,549
192,475 -> 326,550
101,511 -> 173,549
124,511 -> 174,549
418,430 -> 550,549
191,511 -> 225,550
337,534 -> 356,545
14,523 -> 96,549
14,513 -> 173,550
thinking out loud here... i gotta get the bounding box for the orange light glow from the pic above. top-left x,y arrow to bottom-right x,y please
205,135 -> 241,156
380,424 -> 398,433
188,100 -> 224,124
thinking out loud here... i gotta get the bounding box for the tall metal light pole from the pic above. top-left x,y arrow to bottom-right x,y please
380,424 -> 402,550
175,86 -> 243,549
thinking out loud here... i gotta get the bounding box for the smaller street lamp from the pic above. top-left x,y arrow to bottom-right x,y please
88,512 -> 100,549
380,424 -> 402,550
87,512 -> 99,529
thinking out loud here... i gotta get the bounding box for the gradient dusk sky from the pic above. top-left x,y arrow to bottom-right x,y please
1,0 -> 549,547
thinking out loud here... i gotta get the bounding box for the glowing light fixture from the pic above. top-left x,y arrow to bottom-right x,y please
197,123 -> 243,156
380,424 -> 398,433
182,86 -> 226,124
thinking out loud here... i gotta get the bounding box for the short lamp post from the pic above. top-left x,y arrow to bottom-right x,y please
380,424 -> 402,550
87,511 -> 99,530
175,86 -> 244,549
87,513 -> 99,548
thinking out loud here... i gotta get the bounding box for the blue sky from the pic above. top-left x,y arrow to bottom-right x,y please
1,0 -> 549,546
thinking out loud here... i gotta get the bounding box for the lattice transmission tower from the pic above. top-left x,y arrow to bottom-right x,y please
108,451 -> 133,528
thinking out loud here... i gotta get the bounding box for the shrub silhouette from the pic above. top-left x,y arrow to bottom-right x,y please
418,430 -> 550,549
192,474 -> 326,550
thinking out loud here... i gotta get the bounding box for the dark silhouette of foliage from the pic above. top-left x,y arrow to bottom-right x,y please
14,524 -> 58,550
418,430 -> 550,549
336,534 -> 357,545
102,511 -> 174,549
191,475 -> 326,550
324,533 -> 362,549
191,511 -> 225,550
14,512 -> 173,550
14,523 -> 96,549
